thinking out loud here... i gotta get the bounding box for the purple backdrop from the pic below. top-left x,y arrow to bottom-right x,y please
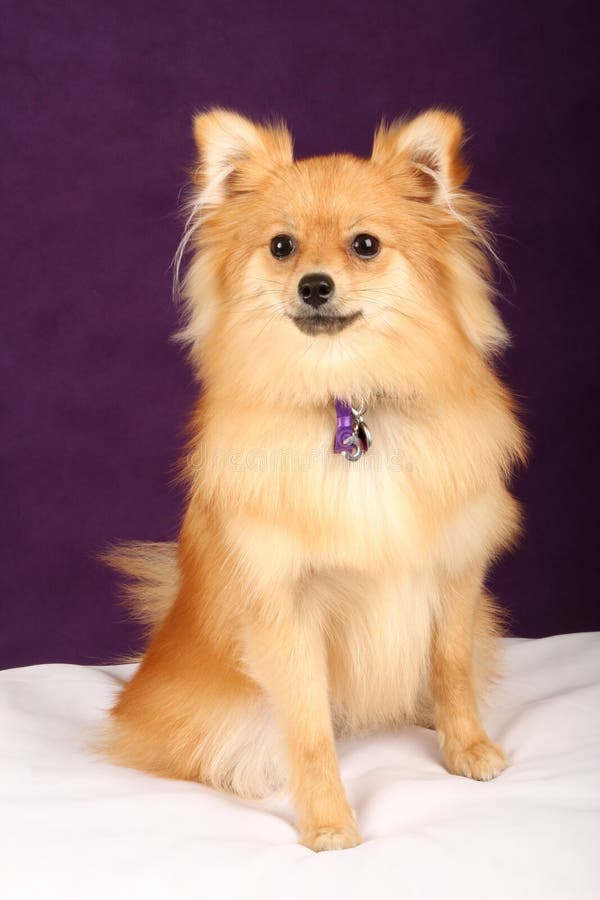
2,1 -> 598,668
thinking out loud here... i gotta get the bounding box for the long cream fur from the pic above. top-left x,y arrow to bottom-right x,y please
98,108 -> 526,852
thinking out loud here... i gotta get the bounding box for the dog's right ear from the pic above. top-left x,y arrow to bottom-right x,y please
192,109 -> 293,206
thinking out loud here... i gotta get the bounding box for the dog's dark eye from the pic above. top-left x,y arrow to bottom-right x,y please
270,234 -> 295,259
351,234 -> 380,258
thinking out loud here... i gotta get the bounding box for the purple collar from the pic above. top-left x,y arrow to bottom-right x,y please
333,399 -> 372,461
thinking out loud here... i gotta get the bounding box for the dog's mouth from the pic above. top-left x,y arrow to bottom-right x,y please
290,311 -> 362,336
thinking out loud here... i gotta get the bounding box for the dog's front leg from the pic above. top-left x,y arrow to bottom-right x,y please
431,565 -> 507,781
243,594 -> 361,852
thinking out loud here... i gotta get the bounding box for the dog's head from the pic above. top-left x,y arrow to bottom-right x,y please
177,109 -> 508,406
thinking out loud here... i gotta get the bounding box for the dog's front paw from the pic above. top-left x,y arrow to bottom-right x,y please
300,822 -> 362,852
444,738 -> 507,781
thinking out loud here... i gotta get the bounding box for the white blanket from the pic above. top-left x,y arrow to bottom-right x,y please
1,633 -> 599,900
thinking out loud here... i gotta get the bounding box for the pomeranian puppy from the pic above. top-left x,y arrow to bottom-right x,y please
101,108 -> 526,851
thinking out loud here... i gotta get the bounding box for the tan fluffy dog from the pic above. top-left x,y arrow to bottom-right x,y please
101,109 -> 526,852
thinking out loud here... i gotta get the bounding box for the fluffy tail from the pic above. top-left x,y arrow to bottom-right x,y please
102,541 -> 180,635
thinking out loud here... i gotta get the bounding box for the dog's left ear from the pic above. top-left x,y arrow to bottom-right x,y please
192,108 -> 293,206
372,110 -> 469,202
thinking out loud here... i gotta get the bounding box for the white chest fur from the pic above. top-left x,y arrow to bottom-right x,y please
199,401 -> 504,730
198,400 -> 503,581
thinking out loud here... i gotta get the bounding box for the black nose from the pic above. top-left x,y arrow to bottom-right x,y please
298,272 -> 334,308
